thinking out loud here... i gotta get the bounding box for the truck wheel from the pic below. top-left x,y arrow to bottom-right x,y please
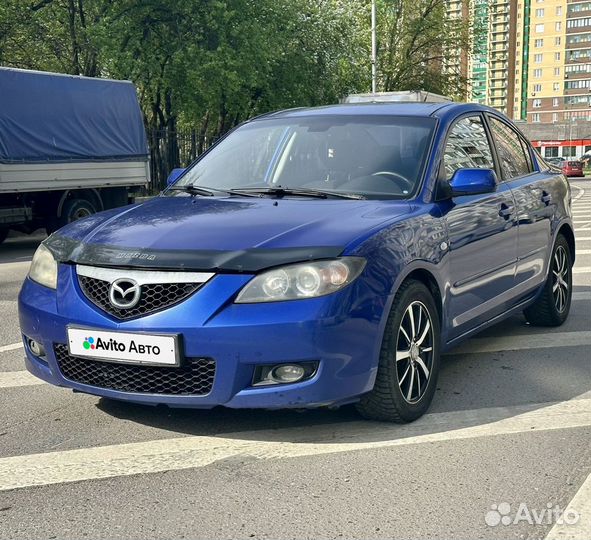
0,229 -> 8,245
523,235 -> 572,327
47,198 -> 97,234
356,280 -> 441,423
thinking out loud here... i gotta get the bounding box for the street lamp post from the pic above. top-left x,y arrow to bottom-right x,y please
371,0 -> 377,93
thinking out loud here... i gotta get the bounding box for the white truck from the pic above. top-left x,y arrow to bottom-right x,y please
0,67 -> 149,244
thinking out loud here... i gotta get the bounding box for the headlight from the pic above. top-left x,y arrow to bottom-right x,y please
235,258 -> 366,303
28,244 -> 58,289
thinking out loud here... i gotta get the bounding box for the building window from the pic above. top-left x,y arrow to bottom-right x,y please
552,113 -> 558,123
533,83 -> 542,92
532,113 -> 541,123
534,68 -> 543,78
553,97 -> 559,106
535,8 -> 544,16
545,147 -> 559,158
555,52 -> 561,61
534,53 -> 543,63
533,99 -> 542,108
556,21 -> 562,31
535,38 -> 544,47
567,18 -> 591,29
536,23 -> 545,32
563,147 -> 577,157
553,83 -> 560,92
555,37 -> 562,46
554,67 -> 560,76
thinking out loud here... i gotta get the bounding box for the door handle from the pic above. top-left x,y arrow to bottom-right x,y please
499,203 -> 514,219
541,191 -> 552,206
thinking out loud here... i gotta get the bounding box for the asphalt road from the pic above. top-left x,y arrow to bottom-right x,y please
0,184 -> 590,540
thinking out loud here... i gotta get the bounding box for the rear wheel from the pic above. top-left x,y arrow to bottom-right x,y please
356,280 -> 441,423
524,235 -> 572,326
46,197 -> 97,234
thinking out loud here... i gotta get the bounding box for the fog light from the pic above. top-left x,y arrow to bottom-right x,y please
252,362 -> 318,386
272,364 -> 306,383
28,339 -> 46,358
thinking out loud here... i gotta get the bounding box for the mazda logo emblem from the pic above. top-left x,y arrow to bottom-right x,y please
109,278 -> 141,309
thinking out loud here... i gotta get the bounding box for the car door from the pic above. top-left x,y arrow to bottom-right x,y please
486,115 -> 553,294
440,115 -> 519,340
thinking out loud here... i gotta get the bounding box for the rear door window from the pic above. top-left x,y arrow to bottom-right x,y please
488,117 -> 532,180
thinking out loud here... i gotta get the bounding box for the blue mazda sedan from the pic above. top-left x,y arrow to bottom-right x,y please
19,102 -> 575,422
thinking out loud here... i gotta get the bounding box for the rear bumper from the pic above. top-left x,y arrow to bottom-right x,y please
18,267 -> 385,409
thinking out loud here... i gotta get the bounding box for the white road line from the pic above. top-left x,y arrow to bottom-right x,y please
574,221 -> 591,225
0,397 -> 589,492
573,292 -> 591,300
447,330 -> 591,355
0,261 -> 31,271
0,371 -> 44,389
576,249 -> 591,254
573,267 -> 591,274
546,472 -> 591,540
0,342 -> 23,353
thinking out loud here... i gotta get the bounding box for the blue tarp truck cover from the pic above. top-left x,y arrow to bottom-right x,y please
0,67 -> 148,164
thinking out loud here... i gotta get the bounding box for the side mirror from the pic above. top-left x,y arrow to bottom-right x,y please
449,168 -> 497,197
167,168 -> 186,186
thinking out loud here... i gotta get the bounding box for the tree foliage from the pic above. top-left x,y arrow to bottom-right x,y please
0,0 -> 473,184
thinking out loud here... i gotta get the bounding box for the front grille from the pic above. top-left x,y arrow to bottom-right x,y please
54,344 -> 215,396
78,276 -> 201,320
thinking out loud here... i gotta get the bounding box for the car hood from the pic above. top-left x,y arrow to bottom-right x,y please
45,195 -> 412,271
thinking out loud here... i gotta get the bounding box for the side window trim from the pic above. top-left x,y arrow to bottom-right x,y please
441,112 -> 498,182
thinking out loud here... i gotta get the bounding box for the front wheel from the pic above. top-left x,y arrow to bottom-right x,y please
524,235 -> 572,326
356,280 -> 441,423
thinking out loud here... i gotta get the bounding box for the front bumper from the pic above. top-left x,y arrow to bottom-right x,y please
18,265 -> 385,409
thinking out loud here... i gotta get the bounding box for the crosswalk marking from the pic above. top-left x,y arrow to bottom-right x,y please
573,266 -> 591,274
447,330 -> 591,355
0,397 -> 589,492
546,472 -> 591,540
0,370 -> 44,389
0,342 -> 23,353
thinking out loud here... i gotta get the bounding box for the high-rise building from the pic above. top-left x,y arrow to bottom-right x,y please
449,0 -> 591,123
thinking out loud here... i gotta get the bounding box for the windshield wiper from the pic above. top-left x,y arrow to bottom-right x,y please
168,185 -> 260,198
229,187 -> 365,200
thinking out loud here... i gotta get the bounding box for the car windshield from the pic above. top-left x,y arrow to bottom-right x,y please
170,115 -> 436,199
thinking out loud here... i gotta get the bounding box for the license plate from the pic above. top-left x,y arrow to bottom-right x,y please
67,327 -> 179,366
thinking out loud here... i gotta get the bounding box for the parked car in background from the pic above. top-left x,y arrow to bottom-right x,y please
546,157 -> 585,177
19,102 -> 575,423
563,160 -> 585,177
0,67 -> 149,245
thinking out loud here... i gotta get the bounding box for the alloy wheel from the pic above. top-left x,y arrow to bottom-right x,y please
395,301 -> 434,404
552,245 -> 570,314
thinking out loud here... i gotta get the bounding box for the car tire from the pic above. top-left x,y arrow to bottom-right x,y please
46,198 -> 97,235
0,228 -> 8,245
523,235 -> 572,327
356,279 -> 441,423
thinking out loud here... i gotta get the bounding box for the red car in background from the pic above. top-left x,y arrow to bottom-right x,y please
563,160 -> 584,177
547,158 -> 585,177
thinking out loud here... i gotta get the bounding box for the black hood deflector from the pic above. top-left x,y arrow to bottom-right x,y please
44,234 -> 344,273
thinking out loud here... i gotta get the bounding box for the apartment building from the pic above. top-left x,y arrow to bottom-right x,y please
450,0 -> 591,123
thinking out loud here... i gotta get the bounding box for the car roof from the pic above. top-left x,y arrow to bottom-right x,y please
258,102 -> 500,120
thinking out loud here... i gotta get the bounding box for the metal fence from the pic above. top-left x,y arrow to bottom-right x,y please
147,128 -> 218,192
